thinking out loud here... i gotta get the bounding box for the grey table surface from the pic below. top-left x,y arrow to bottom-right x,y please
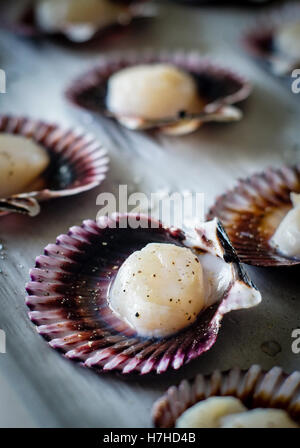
0,1 -> 300,428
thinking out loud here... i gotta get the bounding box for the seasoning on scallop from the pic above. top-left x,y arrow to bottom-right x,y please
106,64 -> 204,121
271,193 -> 300,259
0,133 -> 50,198
109,243 -> 205,337
175,396 -> 299,428
35,0 -> 129,41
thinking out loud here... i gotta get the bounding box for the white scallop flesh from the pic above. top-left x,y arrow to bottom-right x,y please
0,133 -> 50,198
271,193 -> 300,258
220,408 -> 299,428
109,243 -> 206,338
198,252 -> 233,308
35,0 -> 126,33
106,64 -> 202,121
176,397 -> 247,428
276,22 -> 300,59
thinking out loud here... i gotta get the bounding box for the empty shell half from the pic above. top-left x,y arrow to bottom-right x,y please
26,214 -> 261,375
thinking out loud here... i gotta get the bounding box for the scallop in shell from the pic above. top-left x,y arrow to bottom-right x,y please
26,214 -> 261,375
244,3 -> 300,78
2,0 -> 151,44
152,365 -> 300,427
66,51 -> 252,136
208,165 -> 300,267
0,115 -> 109,217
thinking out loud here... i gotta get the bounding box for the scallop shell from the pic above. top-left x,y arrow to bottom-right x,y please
3,1 -> 151,44
65,51 -> 252,135
208,165 -> 300,267
243,3 -> 300,78
0,115 -> 109,217
152,365 -> 300,427
26,214 -> 261,375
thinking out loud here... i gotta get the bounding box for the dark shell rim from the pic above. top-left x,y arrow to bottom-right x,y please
207,164 -> 300,267
243,24 -> 274,60
0,114 -> 109,204
65,50 -> 252,131
25,213 -> 260,375
152,364 -> 300,428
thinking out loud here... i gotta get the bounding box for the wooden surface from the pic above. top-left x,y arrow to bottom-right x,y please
0,1 -> 300,428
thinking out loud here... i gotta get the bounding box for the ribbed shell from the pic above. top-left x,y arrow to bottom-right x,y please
65,50 -> 251,134
208,165 -> 300,266
26,214 -> 260,375
152,365 -> 300,427
0,115 -> 109,215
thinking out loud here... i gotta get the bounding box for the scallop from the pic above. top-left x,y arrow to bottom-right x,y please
35,0 -> 129,42
106,64 -> 203,121
36,0 -> 126,29
66,52 -> 251,136
176,396 -> 299,428
152,365 -> 300,427
0,133 -> 50,198
244,4 -> 300,77
26,214 -> 261,375
276,22 -> 300,60
221,408 -> 299,428
0,115 -> 109,217
6,0 -> 147,44
271,193 -> 300,259
176,397 -> 246,428
208,165 -> 300,267
109,243 -> 205,338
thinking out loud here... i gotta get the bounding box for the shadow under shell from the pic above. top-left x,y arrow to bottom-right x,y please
26,218 -> 224,376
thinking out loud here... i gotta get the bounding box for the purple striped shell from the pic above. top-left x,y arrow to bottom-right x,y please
26,214 -> 261,375
152,365 -> 300,427
65,51 -> 252,135
0,115 -> 109,216
208,165 -> 300,267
